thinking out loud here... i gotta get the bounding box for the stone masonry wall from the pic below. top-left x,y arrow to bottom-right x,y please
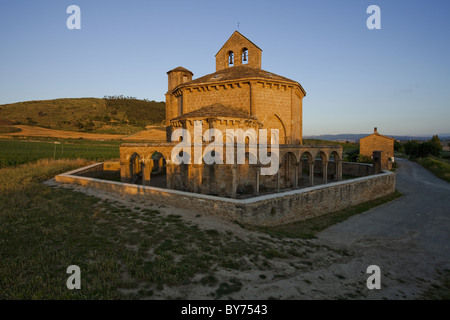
56,163 -> 395,227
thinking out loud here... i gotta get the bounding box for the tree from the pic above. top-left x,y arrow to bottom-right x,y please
430,135 -> 443,151
404,140 -> 440,158
394,140 -> 403,152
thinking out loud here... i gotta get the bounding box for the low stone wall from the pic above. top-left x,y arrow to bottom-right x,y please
72,163 -> 104,177
55,163 -> 396,226
342,161 -> 374,177
103,161 -> 120,171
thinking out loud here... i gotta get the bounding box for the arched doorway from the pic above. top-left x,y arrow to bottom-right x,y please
150,151 -> 167,188
300,152 -> 313,187
280,152 -> 297,190
329,151 -> 341,181
315,151 -> 328,184
129,153 -> 142,184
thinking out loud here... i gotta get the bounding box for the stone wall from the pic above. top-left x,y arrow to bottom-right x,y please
56,163 -> 395,227
342,162 -> 374,177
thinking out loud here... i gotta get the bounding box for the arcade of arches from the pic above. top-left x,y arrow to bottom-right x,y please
120,143 -> 342,199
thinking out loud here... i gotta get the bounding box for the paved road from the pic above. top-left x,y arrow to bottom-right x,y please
317,158 -> 450,299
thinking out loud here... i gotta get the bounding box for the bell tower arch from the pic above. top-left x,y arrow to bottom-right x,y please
215,31 -> 262,71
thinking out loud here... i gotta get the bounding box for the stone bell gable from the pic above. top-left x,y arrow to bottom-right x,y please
215,31 -> 262,71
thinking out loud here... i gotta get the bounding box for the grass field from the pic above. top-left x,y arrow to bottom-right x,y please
417,155 -> 450,183
0,139 -> 119,168
0,159 -> 301,299
0,158 -> 407,299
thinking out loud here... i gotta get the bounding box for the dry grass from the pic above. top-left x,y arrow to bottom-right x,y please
3,125 -> 126,140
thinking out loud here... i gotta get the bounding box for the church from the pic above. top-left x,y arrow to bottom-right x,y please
119,31 -> 342,198
166,31 -> 304,145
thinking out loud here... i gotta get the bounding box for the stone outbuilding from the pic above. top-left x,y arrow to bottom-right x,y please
359,127 -> 395,170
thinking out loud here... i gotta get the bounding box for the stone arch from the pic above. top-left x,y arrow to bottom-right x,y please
129,152 -> 142,184
315,151 -> 329,184
328,151 -> 341,181
228,50 -> 234,67
172,150 -> 190,191
280,152 -> 297,190
241,47 -> 248,65
274,114 -> 287,144
148,151 -> 167,188
264,114 -> 287,145
300,151 -> 314,187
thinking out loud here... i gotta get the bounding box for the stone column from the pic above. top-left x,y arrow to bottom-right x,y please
336,160 -> 342,181
298,160 -> 303,186
120,160 -> 131,183
294,163 -> 299,188
322,161 -> 328,184
230,165 -> 238,198
142,159 -> 153,186
191,164 -> 202,193
276,170 -> 280,192
158,157 -> 164,173
254,166 -> 260,196
308,161 -> 314,186
166,161 -> 175,189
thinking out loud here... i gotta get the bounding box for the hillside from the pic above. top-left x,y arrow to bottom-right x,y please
0,97 -> 165,135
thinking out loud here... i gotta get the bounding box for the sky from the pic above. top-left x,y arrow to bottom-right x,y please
0,0 -> 449,136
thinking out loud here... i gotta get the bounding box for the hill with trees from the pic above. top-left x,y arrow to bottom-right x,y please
0,96 -> 165,135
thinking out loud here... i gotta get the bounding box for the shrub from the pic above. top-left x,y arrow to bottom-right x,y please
404,140 -> 441,158
357,154 -> 373,164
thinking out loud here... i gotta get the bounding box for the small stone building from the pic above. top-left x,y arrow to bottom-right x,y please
359,127 -> 395,170
119,31 -> 343,198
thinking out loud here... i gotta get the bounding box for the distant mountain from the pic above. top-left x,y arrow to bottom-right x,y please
304,134 -> 450,142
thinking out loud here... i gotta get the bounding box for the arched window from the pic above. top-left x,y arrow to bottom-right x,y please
228,51 -> 234,67
242,48 -> 248,65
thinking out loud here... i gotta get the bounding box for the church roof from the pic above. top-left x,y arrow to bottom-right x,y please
171,103 -> 257,121
167,66 -> 193,75
174,65 -> 305,94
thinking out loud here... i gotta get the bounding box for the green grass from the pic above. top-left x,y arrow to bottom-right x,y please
0,139 -> 119,168
252,190 -> 403,239
417,156 -> 450,183
420,269 -> 450,300
0,159 -> 297,299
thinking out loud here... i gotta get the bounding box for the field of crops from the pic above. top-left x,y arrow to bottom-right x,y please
0,139 -> 119,168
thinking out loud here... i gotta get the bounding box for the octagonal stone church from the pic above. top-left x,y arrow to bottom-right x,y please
120,31 -> 342,198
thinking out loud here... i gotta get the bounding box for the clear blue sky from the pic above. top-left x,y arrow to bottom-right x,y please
1,0 -> 449,136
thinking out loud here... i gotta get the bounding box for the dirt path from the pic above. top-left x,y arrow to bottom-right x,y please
0,125 -> 166,141
47,158 -> 450,299
1,125 -> 127,140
